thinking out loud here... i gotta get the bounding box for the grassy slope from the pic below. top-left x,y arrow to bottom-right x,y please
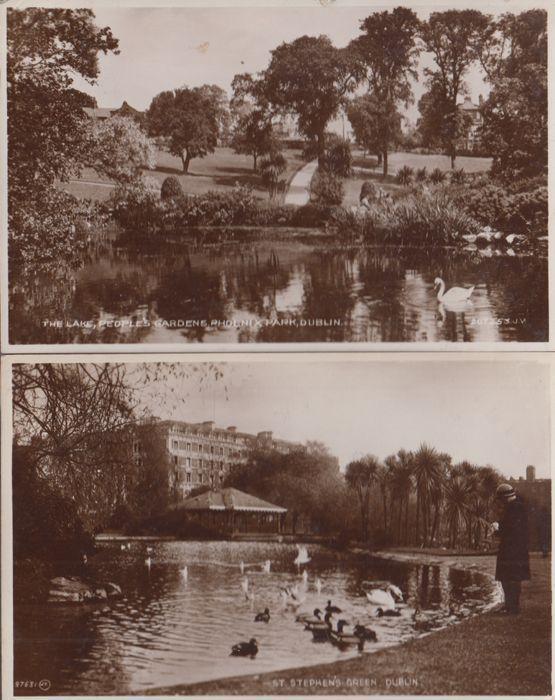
63,147 -> 305,202
143,553 -> 551,697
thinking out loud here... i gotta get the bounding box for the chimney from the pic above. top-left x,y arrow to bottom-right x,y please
227,426 -> 237,433
526,465 -> 536,482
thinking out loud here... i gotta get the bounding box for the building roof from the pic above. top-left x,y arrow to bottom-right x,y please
458,97 -> 479,111
83,106 -> 118,119
182,487 -> 287,513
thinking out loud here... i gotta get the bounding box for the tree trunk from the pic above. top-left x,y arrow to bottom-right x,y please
253,153 -> 258,172
317,130 -> 326,167
377,152 -> 383,166
181,150 -> 191,173
450,149 -> 456,169
382,150 -> 388,178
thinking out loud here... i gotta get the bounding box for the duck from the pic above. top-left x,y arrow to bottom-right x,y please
325,600 -> 342,615
301,569 -> 309,588
330,620 -> 365,651
296,608 -> 322,624
254,608 -> 270,623
376,607 -> 402,617
230,638 -> 258,658
120,544 -> 126,551
434,277 -> 475,305
412,608 -> 435,632
353,624 -> 378,642
309,612 -> 333,641
294,545 -> 310,568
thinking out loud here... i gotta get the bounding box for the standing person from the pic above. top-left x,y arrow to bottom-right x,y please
492,483 -> 530,614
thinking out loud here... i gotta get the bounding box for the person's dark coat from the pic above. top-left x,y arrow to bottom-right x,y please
495,495 -> 531,581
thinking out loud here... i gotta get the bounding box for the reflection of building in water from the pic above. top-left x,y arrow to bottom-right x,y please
508,466 -> 551,550
135,420 -> 303,499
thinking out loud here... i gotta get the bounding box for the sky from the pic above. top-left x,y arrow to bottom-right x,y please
135,357 -> 551,479
68,1 -> 535,126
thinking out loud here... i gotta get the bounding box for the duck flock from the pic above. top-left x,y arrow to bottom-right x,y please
132,542 -> 480,661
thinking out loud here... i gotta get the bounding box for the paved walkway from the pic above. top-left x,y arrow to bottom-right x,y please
284,159 -> 318,205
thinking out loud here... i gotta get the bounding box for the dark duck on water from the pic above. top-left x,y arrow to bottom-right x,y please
254,608 -> 270,623
353,624 -> 378,642
330,620 -> 365,652
310,611 -> 333,641
231,638 -> 258,658
325,600 -> 342,614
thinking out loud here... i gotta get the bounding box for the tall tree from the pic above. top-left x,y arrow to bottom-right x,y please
350,7 -> 420,176
231,111 -> 276,172
419,10 -> 489,167
261,35 -> 360,166
345,455 -> 380,542
476,10 -> 547,180
347,93 -> 403,167
147,85 -> 228,172
7,8 -> 119,260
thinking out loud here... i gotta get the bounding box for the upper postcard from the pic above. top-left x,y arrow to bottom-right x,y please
2,0 -> 550,350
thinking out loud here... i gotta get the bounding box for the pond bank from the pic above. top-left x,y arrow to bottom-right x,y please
144,552 -> 551,696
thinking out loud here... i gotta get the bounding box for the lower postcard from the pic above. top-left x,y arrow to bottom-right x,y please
1,353 -> 552,697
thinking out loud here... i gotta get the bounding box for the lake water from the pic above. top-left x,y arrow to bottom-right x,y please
14,541 -> 499,695
9,230 -> 548,344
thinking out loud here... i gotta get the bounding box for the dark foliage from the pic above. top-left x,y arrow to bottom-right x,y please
311,170 -> 345,206
160,176 -> 184,201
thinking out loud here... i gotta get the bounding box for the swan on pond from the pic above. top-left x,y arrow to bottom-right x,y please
434,277 -> 475,305
294,545 -> 310,568
365,586 -> 397,611
315,577 -> 322,595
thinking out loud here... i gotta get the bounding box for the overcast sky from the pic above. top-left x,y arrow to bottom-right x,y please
134,357 -> 551,479
67,1 -> 542,125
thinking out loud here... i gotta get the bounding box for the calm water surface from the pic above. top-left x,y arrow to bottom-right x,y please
9,230 -> 548,343
15,541 -> 499,694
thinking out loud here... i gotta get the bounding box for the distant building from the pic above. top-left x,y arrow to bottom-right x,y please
136,419 -> 303,499
181,487 -> 287,537
83,100 -> 145,125
457,95 -> 483,151
508,465 -> 551,550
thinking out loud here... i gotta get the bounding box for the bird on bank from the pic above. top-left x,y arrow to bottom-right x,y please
434,277 -> 475,305
254,608 -> 271,623
230,638 -> 258,657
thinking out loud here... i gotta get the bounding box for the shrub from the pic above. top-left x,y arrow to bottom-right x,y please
160,175 -> 183,201
396,165 -> 414,186
109,177 -> 161,233
415,167 -> 428,182
360,180 -> 378,203
322,136 -> 352,177
450,167 -> 466,184
259,151 -> 287,200
311,170 -> 344,206
429,167 -> 447,184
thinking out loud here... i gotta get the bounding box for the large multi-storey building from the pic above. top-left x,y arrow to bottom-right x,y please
149,420 -> 303,499
508,465 -> 551,550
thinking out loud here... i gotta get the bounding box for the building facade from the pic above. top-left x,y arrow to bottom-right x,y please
458,96 -> 484,151
147,420 -> 303,499
508,465 -> 551,550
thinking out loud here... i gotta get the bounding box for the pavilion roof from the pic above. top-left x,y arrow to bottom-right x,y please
182,487 -> 287,513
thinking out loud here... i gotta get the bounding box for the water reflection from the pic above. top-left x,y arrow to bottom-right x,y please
9,231 -> 548,344
14,541 -> 498,695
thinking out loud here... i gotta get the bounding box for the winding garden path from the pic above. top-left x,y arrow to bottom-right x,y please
284,159 -> 318,205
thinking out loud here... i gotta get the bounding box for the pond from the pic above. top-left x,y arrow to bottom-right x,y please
9,230 -> 548,344
14,541 -> 499,695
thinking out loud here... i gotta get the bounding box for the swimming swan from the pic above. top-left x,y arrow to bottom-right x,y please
434,278 -> 475,304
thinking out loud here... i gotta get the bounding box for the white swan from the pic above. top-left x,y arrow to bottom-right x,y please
294,545 -> 310,568
434,277 -> 474,304
301,569 -> 309,587
315,577 -> 322,595
145,556 -> 152,569
241,577 -> 255,601
365,587 -> 396,611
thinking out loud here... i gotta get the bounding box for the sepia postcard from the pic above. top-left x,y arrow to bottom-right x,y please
0,352 -> 552,697
0,0 -> 552,350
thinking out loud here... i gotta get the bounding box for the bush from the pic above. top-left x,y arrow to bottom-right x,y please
322,136 -> 352,177
360,180 -> 378,202
160,175 -> 183,201
450,167 -> 466,184
109,177 -> 162,233
396,165 -> 414,186
259,152 -> 287,200
429,167 -> 447,184
455,181 -> 547,238
311,170 -> 344,206
415,167 -> 428,182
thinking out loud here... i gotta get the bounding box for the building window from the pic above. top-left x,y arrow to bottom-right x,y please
173,456 -> 178,465
186,457 -> 191,467
186,472 -> 191,483
187,442 -> 191,451
172,440 -> 178,449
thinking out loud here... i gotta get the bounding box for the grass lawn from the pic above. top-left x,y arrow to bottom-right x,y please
63,146 -> 306,203
143,552 -> 551,696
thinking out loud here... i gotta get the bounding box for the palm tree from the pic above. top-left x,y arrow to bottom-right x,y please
385,449 -> 414,544
412,443 -> 444,546
429,452 -> 451,546
376,462 -> 393,532
259,151 -> 287,201
345,455 -> 380,542
443,472 -> 471,548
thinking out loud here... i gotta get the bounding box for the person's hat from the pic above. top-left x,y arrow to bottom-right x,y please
496,483 -> 516,499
